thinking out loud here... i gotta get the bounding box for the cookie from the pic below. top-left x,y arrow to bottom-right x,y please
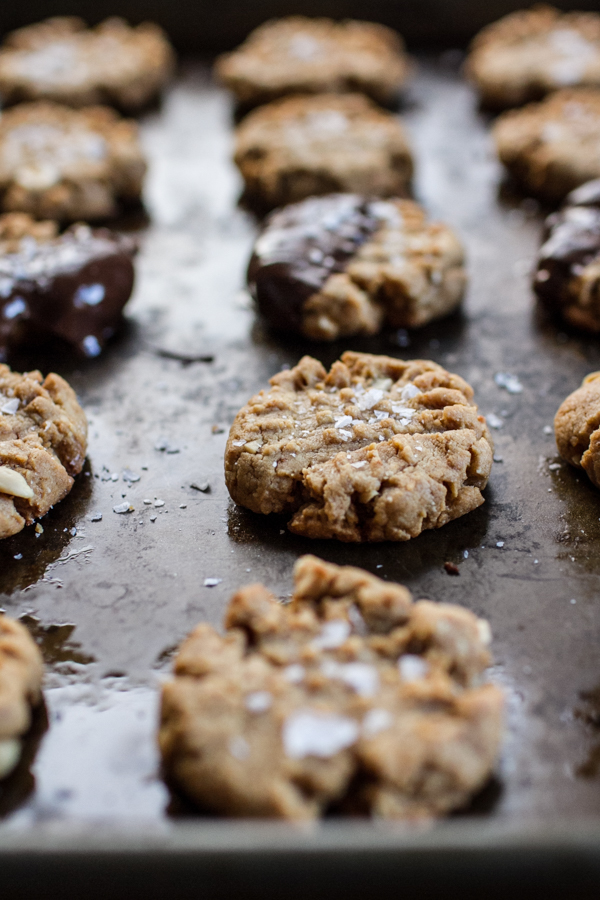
554,371 -> 600,488
0,101 -> 146,222
534,179 -> 600,331
0,16 -> 174,112
0,615 -> 44,780
225,352 -> 493,541
467,6 -> 600,110
0,364 -> 88,539
248,194 -> 466,340
0,213 -> 136,359
493,88 -> 600,202
159,554 -> 503,820
215,16 -> 410,110
234,94 -> 413,212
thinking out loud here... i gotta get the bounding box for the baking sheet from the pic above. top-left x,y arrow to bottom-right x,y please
1,56 -> 600,880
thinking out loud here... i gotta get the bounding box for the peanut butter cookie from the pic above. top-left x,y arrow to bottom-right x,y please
467,6 -> 600,110
555,371 -> 600,487
159,555 -> 503,820
0,364 -> 88,539
216,16 -> 410,110
534,179 -> 600,330
225,352 -> 493,541
493,88 -> 600,202
0,16 -> 174,112
0,102 -> 146,221
0,213 -> 136,359
248,194 -> 466,339
234,94 -> 413,212
0,615 -> 44,780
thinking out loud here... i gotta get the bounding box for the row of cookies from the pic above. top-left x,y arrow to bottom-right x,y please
0,16 -> 177,361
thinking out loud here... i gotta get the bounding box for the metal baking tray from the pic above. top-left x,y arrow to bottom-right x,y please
2,50 -> 600,897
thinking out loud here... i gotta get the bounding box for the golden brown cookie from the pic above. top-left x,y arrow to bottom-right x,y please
248,194 -> 466,339
234,94 -> 413,212
0,101 -> 146,221
493,88 -> 600,202
0,364 -> 88,539
0,16 -> 174,112
225,352 -> 493,541
467,5 -> 600,110
159,555 -> 503,820
555,371 -> 600,487
0,615 -> 44,779
215,16 -> 410,109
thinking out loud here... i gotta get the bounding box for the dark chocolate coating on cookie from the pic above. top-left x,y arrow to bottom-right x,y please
535,180 -> 600,327
0,225 -> 136,359
247,194 -> 382,332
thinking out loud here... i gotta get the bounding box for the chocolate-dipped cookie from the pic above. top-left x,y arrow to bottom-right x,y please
248,194 -> 466,340
534,179 -> 600,331
0,214 -> 136,359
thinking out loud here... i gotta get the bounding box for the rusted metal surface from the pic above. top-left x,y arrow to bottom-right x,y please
1,57 -> 600,867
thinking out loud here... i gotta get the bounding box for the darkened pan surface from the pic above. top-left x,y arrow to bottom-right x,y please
2,59 -> 600,897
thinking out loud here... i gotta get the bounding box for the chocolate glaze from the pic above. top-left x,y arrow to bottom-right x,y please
535,181 -> 600,322
0,224 -> 136,360
247,194 -> 389,333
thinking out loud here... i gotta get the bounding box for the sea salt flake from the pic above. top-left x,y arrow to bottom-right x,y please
283,710 -> 359,759
357,388 -> 384,410
371,377 -> 392,391
548,463 -> 561,471
398,655 -> 429,682
338,429 -> 352,440
321,660 -> 379,696
283,664 -> 305,683
204,577 -> 222,587
494,372 -> 523,394
362,708 -> 393,738
113,502 -> 133,514
486,413 -> 504,429
311,619 -> 351,650
496,541 -> 505,548
400,383 -> 421,400
245,691 -> 272,713
122,469 -> 140,483
232,440 -> 245,447
154,500 -> 165,508
391,404 -> 415,418
543,425 -> 552,435
334,415 -> 353,429
351,461 -> 367,469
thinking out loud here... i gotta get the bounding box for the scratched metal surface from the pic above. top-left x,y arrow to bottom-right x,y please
1,57 -> 600,838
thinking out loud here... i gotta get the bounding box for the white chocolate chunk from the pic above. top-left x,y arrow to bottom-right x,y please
0,738 -> 21,779
0,466 -> 34,499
